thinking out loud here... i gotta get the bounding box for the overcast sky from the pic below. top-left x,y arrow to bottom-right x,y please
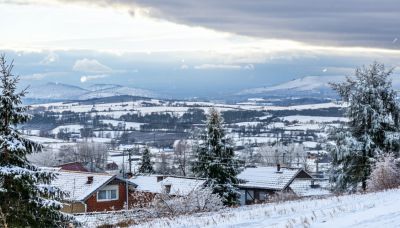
1,0 -> 400,97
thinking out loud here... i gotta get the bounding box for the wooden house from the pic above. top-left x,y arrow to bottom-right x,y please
237,165 -> 314,205
51,170 -> 136,213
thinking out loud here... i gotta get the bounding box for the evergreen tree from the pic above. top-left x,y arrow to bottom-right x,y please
138,147 -> 154,174
0,55 -> 75,227
328,62 -> 400,192
192,108 -> 241,206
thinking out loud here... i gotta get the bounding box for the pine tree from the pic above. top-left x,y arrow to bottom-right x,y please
0,55 -> 75,227
328,62 -> 400,192
192,108 -> 241,206
138,147 -> 154,174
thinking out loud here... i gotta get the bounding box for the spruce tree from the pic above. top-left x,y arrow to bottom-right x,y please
328,62 -> 400,192
0,55 -> 75,227
192,108 -> 241,206
138,147 -> 154,174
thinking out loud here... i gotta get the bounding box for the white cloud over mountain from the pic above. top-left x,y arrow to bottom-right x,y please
73,58 -> 112,74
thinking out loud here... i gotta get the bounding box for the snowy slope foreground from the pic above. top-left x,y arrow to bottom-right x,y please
132,188 -> 400,228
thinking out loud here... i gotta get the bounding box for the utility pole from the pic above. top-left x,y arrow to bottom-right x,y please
128,148 -> 132,174
122,150 -> 125,178
122,150 -> 129,210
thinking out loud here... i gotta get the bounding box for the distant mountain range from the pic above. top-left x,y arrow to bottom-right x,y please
237,76 -> 345,97
237,75 -> 400,98
24,75 -> 400,103
25,82 -> 157,102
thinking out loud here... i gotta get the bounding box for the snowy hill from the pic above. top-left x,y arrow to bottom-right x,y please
26,83 -> 157,102
121,188 -> 400,228
238,75 -> 346,97
80,84 -> 156,100
87,84 -> 122,91
25,82 -> 89,100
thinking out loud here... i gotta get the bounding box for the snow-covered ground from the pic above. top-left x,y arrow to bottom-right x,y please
31,98 -> 343,116
100,119 -> 143,130
51,124 -> 83,134
281,115 -> 347,123
130,188 -> 400,228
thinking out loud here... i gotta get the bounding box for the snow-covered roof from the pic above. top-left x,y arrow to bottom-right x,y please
302,141 -> 318,149
128,175 -> 207,196
128,175 -> 163,193
237,167 -> 311,191
289,179 -> 331,197
161,177 -> 206,196
51,170 -> 116,201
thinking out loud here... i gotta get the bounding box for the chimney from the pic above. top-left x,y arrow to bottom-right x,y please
87,176 -> 94,184
276,163 -> 281,172
126,172 -> 133,179
157,176 -> 164,182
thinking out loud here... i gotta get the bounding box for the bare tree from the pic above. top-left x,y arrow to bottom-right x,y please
256,144 -> 280,166
27,148 -> 60,167
58,142 -> 108,171
173,140 -> 193,176
256,143 -> 307,168
156,152 -> 171,175
153,187 -> 223,216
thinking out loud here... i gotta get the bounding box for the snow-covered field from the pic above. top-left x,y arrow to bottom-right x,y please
281,115 -> 347,123
31,99 -> 344,116
51,124 -> 83,134
129,188 -> 400,228
100,119 -> 143,130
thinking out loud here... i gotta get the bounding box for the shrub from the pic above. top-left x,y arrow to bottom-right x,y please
153,187 -> 224,216
367,153 -> 400,191
269,191 -> 300,203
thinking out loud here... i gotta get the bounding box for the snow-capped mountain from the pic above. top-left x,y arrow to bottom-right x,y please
26,83 -> 157,102
238,74 -> 400,98
237,75 -> 346,97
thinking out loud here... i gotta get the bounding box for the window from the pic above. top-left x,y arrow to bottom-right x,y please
164,185 -> 171,194
97,185 -> 118,201
259,191 -> 268,201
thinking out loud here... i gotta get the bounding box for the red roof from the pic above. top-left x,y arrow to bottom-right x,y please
57,162 -> 89,172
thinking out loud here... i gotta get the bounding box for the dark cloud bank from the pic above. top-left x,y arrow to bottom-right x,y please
63,0 -> 400,49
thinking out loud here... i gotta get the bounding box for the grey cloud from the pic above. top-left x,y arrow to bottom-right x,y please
59,0 -> 400,49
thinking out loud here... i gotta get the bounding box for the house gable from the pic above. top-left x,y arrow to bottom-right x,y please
296,170 -> 313,179
85,181 -> 127,212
